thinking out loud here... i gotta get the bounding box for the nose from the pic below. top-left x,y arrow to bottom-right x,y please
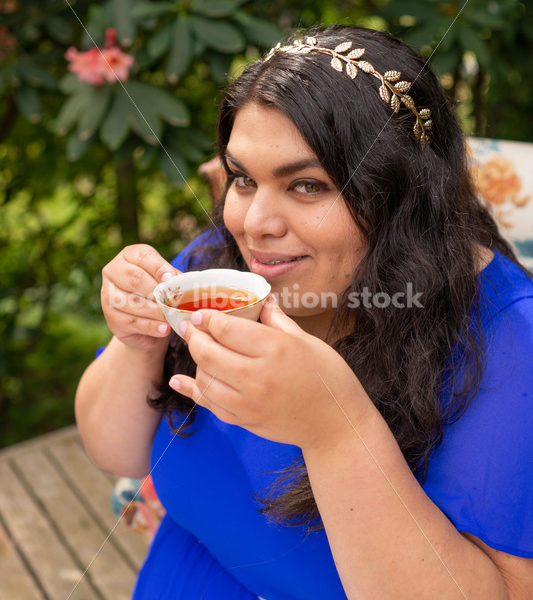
243,187 -> 288,239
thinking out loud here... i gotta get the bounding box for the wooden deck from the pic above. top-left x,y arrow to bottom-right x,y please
0,426 -> 149,600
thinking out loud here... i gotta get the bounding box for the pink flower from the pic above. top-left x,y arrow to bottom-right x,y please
0,1 -> 17,14
100,46 -> 134,83
65,47 -> 105,85
64,29 -> 134,86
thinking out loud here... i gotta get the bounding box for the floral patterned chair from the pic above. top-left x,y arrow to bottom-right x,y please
111,137 -> 533,540
468,137 -> 533,269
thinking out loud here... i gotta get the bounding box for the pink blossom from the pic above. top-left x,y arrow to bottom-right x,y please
105,27 -> 117,49
100,46 -> 134,83
0,25 -> 16,61
65,47 -> 105,86
0,1 -> 17,14
64,29 -> 134,87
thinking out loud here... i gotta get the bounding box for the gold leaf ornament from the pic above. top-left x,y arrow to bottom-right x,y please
358,61 -> 374,73
379,84 -> 390,103
346,63 -> 358,79
347,48 -> 365,59
384,70 -> 401,81
391,95 -> 401,113
334,41 -> 353,53
394,81 -> 411,92
262,39 -> 432,147
401,94 -> 415,109
331,57 -> 343,72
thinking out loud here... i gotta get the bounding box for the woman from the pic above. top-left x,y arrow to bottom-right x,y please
76,25 -> 533,599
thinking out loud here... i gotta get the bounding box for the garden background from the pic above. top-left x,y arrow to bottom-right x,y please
1,0 -> 532,448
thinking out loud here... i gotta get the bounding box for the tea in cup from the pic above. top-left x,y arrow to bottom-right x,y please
153,269 -> 271,337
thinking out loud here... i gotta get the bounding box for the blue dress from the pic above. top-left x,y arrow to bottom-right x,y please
131,231 -> 533,599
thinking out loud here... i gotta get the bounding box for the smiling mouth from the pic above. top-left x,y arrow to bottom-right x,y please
254,255 -> 307,265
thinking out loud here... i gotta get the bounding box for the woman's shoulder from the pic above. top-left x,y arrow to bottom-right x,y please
171,227 -> 225,272
477,247 -> 533,323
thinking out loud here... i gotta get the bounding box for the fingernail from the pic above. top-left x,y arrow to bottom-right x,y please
158,323 -> 169,334
161,272 -> 174,282
178,320 -> 188,336
190,311 -> 202,325
169,376 -> 181,391
267,294 -> 278,305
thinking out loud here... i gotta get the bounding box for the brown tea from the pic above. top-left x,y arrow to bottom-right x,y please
172,286 -> 258,311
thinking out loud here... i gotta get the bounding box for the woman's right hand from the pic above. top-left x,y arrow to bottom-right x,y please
101,244 -> 180,352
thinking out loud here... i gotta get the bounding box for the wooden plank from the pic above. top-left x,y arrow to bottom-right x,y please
0,426 -> 78,460
0,519 -> 44,600
46,434 -> 149,571
12,448 -> 137,600
0,460 -> 99,600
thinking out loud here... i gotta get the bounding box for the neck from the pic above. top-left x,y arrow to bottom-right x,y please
292,309 -> 345,344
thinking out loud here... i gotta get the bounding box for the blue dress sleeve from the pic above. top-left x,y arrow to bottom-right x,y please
422,296 -> 533,557
171,227 -> 224,271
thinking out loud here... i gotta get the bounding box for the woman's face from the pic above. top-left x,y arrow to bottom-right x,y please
223,102 -> 366,330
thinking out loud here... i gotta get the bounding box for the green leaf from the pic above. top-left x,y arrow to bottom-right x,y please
206,51 -> 233,84
81,4 -> 108,49
131,2 -> 176,18
166,18 -> 193,83
67,131 -> 93,161
111,0 -> 136,45
459,26 -> 490,69
14,86 -> 41,123
100,88 -> 130,150
54,92 -> 90,135
430,48 -> 462,75
233,12 -> 282,47
167,127 -> 210,163
125,82 -> 190,126
159,147 -> 188,186
380,1 -> 439,20
59,73 -> 85,94
464,8 -> 507,30
136,145 -> 157,169
17,61 -> 56,90
153,91 -> 190,127
148,22 -> 173,58
45,17 -> 76,44
438,19 -> 458,52
190,0 -> 241,18
123,81 -> 162,145
133,49 -> 159,71
402,23 -> 440,49
77,86 -> 112,141
191,16 -> 245,54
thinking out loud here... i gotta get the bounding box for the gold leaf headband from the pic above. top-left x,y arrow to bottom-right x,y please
264,37 -> 433,148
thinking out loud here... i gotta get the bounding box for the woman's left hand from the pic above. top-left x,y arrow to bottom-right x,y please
169,296 -> 371,451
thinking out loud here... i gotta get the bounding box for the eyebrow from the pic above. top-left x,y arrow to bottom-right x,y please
225,150 -> 323,178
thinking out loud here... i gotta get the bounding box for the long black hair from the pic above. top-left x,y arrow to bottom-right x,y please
149,25 -> 529,530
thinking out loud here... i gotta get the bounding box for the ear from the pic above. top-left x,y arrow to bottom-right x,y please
259,296 -> 303,336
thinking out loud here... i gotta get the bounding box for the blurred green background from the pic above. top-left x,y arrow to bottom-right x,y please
1,0 -> 531,448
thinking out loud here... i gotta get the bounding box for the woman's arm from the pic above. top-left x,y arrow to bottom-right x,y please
302,403 -> 513,599
171,301 -> 533,599
75,336 -> 167,477
75,244 -> 178,477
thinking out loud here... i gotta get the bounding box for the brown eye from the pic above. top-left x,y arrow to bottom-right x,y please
294,181 -> 324,194
235,175 -> 256,188
304,182 -> 320,193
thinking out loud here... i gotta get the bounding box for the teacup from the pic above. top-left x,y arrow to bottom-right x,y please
153,268 -> 271,337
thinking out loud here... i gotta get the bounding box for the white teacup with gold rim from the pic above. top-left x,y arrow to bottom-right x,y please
153,268 -> 271,338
